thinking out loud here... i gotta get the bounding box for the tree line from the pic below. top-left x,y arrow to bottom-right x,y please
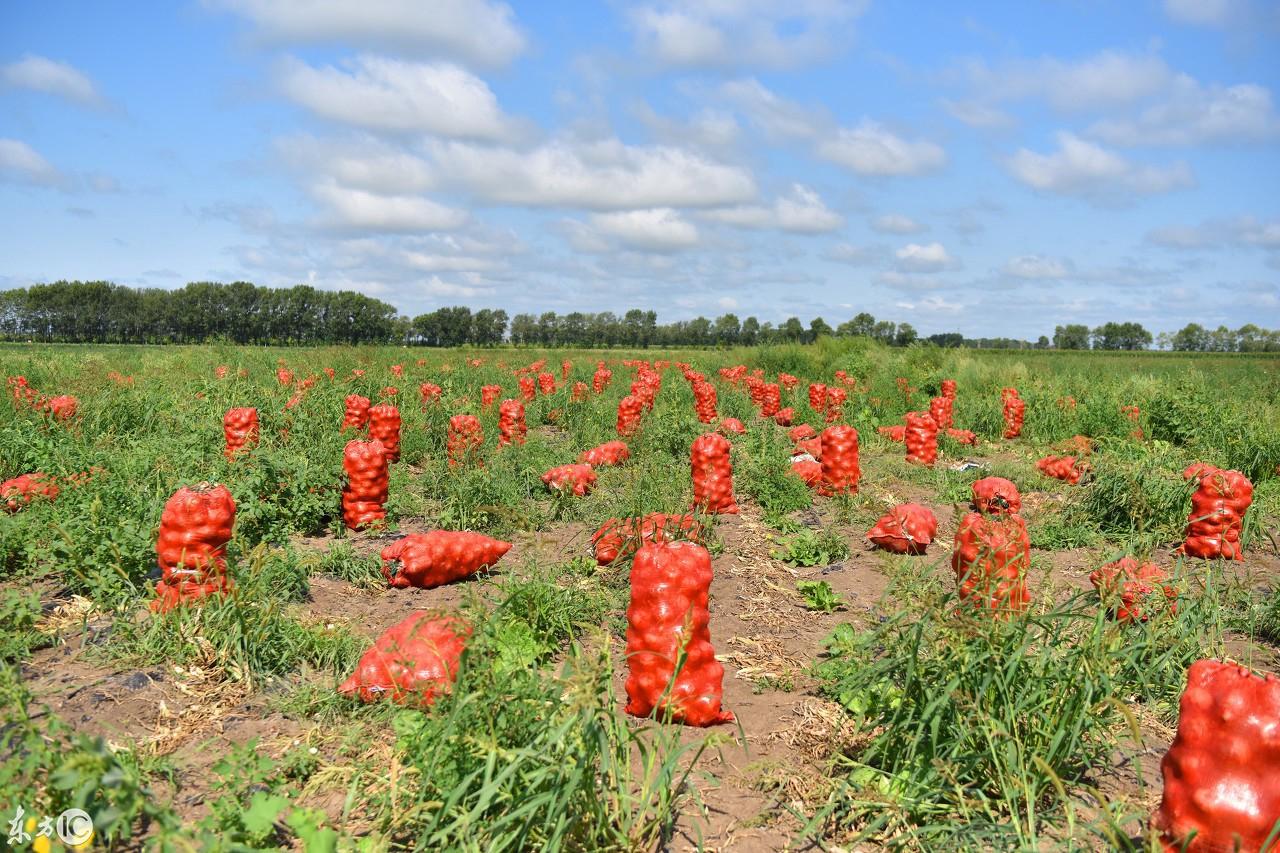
1,280 -> 1275,351
1054,322 -> 1280,352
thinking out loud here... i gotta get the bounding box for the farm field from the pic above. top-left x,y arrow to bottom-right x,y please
2,340 -> 1279,851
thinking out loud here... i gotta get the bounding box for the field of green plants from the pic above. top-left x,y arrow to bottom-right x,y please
2,339 -> 1278,851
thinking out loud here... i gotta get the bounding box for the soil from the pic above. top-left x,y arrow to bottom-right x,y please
15,433 -> 1280,850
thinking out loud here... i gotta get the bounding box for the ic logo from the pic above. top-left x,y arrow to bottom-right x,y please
56,809 -> 94,846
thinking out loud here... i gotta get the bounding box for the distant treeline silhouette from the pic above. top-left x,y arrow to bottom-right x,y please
1,280 -> 1274,350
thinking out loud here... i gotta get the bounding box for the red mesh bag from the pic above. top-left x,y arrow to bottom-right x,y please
946,428 -> 978,446
537,372 -> 556,395
342,395 -> 371,433
693,381 -> 717,424
952,512 -> 1031,614
941,379 -> 957,399
718,418 -> 746,436
579,440 -> 630,467
878,425 -> 906,443
561,359 -> 572,381
498,399 -> 527,447
593,364 -> 612,394
867,503 -> 938,555
381,531 -> 511,589
542,463 -> 597,496
819,425 -> 860,496
153,483 -> 236,611
1089,557 -> 1176,623
617,395 -> 643,437
276,367 -> 293,386
1036,455 -> 1084,484
929,395 -> 954,430
825,387 -> 847,423
691,432 -> 738,514
223,407 -> 259,460
1181,465 -> 1253,560
808,383 -> 827,415
447,415 -> 484,468
796,437 -> 822,459
571,381 -> 589,401
773,407 -> 794,426
2,473 -> 60,513
214,365 -> 230,380
971,476 -> 1022,515
342,440 -> 389,529
1001,389 -> 1025,439
789,424 -> 816,442
481,384 -> 501,409
790,458 -> 822,488
419,383 -> 442,408
591,513 -> 702,565
390,364 -> 404,378
368,404 -> 402,462
778,372 -> 799,390
42,395 -> 78,422
339,613 -> 470,707
1154,660 -> 1280,852
904,411 -> 938,466
379,386 -> 398,400
760,383 -> 782,417
519,376 -> 537,402
625,541 -> 734,726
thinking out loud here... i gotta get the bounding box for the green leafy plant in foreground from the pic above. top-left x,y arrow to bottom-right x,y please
797,580 -> 845,613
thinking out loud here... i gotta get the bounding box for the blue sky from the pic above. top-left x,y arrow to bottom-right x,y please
2,0 -> 1277,338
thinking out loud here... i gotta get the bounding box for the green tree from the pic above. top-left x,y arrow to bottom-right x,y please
1053,324 -> 1090,350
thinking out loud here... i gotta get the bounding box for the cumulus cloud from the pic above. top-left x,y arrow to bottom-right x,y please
309,181 -> 468,231
1,55 -> 107,108
940,98 -> 1016,129
895,242 -> 954,272
1087,79 -> 1280,146
588,208 -> 701,252
1006,132 -> 1194,199
702,184 -> 843,233
633,102 -> 740,149
207,0 -> 525,68
1002,254 -> 1073,279
276,135 -> 435,194
872,213 -> 927,234
276,55 -> 520,139
426,137 -> 757,210
816,122 -> 946,176
1163,0 -> 1240,26
628,0 -> 868,69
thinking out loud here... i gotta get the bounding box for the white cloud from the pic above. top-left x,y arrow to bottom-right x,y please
874,270 -> 952,290
717,296 -> 738,310
872,213 -> 927,234
703,184 -> 843,233
634,103 -> 740,149
817,121 -> 946,176
823,242 -> 880,266
589,208 -> 701,252
207,0 -> 525,68
426,138 -> 757,210
309,181 -> 468,231
940,99 -> 1016,129
1163,0 -> 1238,26
1088,79 -> 1280,146
1002,254 -> 1073,279
956,51 -> 1174,113
1006,132 -> 1194,199
720,78 -> 824,139
276,56 -> 518,139
1,55 -> 106,108
0,138 -> 66,188
276,135 -> 435,194
1146,216 -> 1280,250
628,0 -> 868,69
895,242 -> 954,272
